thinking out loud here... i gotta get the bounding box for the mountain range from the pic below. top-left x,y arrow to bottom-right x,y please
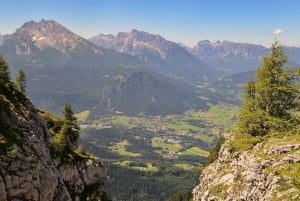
1,19 -> 300,118
89,29 -> 300,107
89,31 -> 300,78
187,40 -> 300,77
0,20 -> 208,117
90,29 -> 214,84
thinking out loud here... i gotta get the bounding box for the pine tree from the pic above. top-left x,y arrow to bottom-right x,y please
62,103 -> 80,147
238,41 -> 299,136
49,103 -> 80,153
0,55 -> 10,82
51,121 -> 70,151
15,69 -> 26,93
255,42 -> 297,118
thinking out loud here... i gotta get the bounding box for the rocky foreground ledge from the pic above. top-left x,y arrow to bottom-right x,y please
193,133 -> 300,201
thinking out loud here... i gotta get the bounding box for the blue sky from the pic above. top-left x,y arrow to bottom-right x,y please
1,0 -> 299,47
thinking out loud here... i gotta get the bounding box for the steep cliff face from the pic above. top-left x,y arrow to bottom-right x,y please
193,133 -> 300,201
0,80 -> 110,200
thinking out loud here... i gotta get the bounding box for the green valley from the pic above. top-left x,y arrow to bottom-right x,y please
79,104 -> 239,201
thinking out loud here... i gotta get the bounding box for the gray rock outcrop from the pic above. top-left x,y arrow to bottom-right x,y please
193,133 -> 300,201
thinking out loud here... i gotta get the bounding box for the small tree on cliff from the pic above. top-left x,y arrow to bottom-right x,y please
0,55 -> 10,83
62,102 -> 80,148
238,41 -> 299,136
15,69 -> 26,93
50,103 -> 80,152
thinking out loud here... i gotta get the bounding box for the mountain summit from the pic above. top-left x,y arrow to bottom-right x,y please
91,29 -> 170,57
12,19 -> 96,55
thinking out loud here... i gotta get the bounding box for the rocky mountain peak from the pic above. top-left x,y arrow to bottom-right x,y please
187,40 -> 270,76
11,19 -> 93,54
126,29 -> 166,44
17,19 -> 67,33
91,29 -> 168,56
193,40 -> 267,58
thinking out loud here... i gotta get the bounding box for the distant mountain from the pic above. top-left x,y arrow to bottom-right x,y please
90,29 -> 214,84
189,40 -> 267,77
189,40 -> 300,77
282,45 -> 300,64
0,20 -> 207,117
0,33 -> 7,46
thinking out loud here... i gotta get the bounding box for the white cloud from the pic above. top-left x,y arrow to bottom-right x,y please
240,29 -> 248,35
272,28 -> 284,35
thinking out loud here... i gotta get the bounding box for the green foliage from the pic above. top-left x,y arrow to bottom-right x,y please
78,183 -> 111,201
8,144 -> 19,158
238,41 -> 299,136
74,144 -> 96,160
105,161 -> 197,201
79,106 -> 237,201
80,125 -> 205,201
47,103 -> 80,154
15,69 -> 26,93
0,57 -> 28,114
276,163 -> 300,189
62,102 -> 80,144
42,104 -> 99,164
0,57 -> 31,155
256,42 -> 297,118
75,110 -> 90,122
166,191 -> 193,201
229,132 -> 262,152
208,184 -> 229,199
0,121 -> 23,155
39,110 -> 64,136
44,109 -> 97,163
49,121 -> 70,152
75,144 -> 85,155
0,55 -> 10,83
181,147 -> 210,157
206,136 -> 225,164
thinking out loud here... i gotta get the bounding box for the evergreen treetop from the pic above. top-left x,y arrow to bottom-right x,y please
237,41 -> 299,136
15,69 -> 26,93
0,55 -> 10,82
62,102 -> 80,146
